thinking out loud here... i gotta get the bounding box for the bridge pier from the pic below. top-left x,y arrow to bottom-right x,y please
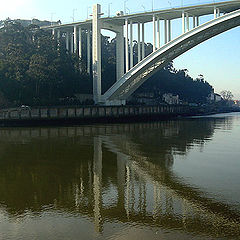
182,11 -> 186,33
142,23 -> 145,59
130,20 -> 133,68
73,25 -> 77,53
116,29 -> 125,80
153,15 -> 156,51
164,19 -> 168,44
87,30 -> 91,74
65,32 -> 69,51
70,33 -> 73,53
138,23 -> 141,62
125,19 -> 129,73
78,27 -> 82,59
92,4 -> 102,104
157,17 -> 160,49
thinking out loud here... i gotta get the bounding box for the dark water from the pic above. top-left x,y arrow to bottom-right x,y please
0,113 -> 240,240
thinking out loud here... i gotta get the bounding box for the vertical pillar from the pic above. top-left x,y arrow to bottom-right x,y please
182,11 -> 185,34
66,32 -> 69,51
164,19 -> 168,44
196,16 -> 199,26
74,25 -> 77,54
193,15 -> 196,28
168,20 -> 171,42
57,30 -> 60,39
87,30 -> 91,74
214,6 -> 217,19
52,28 -> 55,38
157,17 -> 160,49
217,8 -> 220,17
130,20 -> 133,68
153,15 -> 156,51
141,23 -> 145,60
137,23 -> 141,62
186,13 -> 189,31
92,4 -> 102,104
78,27 -> 82,58
125,19 -> 129,72
70,33 -> 74,53
116,26 -> 124,80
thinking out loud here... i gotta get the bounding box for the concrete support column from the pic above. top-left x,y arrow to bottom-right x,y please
217,8 -> 220,17
214,6 -> 217,19
137,23 -> 141,62
196,16 -> 199,26
57,30 -> 60,39
78,27 -> 82,58
74,25 -> 77,54
164,19 -> 168,44
153,15 -> 156,51
182,11 -> 185,34
92,4 -> 102,104
186,13 -> 189,31
87,30 -> 91,74
157,17 -> 160,49
52,28 -> 55,39
66,32 -> 69,51
193,15 -> 196,28
168,20 -> 171,42
141,23 -> 145,60
70,33 -> 74,53
116,27 -> 124,80
130,20 -> 133,68
125,19 -> 129,72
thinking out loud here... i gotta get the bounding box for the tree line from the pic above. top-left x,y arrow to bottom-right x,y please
0,20 -> 214,107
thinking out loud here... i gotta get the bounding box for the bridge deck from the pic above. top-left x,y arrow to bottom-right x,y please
41,0 -> 240,31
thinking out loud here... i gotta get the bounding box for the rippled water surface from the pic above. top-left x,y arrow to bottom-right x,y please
0,112 -> 240,240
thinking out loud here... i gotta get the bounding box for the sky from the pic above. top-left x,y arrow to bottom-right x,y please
0,0 -> 240,99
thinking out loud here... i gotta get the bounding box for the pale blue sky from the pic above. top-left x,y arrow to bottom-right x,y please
1,0 -> 240,98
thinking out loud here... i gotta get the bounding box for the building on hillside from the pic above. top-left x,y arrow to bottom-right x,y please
162,93 -> 179,105
128,92 -> 159,105
208,92 -> 222,102
233,100 -> 240,106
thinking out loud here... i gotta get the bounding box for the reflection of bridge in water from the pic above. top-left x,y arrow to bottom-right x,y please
0,118 -> 239,238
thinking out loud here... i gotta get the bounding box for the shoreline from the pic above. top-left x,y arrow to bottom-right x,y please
0,105 -> 239,127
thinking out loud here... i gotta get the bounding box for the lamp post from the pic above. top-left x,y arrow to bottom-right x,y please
87,6 -> 91,19
108,3 -> 112,17
124,0 -> 128,14
50,12 -> 55,25
72,8 -> 77,22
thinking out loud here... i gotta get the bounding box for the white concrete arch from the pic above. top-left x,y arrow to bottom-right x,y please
102,9 -> 240,104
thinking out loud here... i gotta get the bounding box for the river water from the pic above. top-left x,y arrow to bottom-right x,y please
0,112 -> 240,240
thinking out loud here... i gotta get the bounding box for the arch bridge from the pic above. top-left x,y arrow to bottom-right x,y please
41,1 -> 240,105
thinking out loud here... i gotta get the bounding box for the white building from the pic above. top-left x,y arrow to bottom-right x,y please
162,93 -> 179,105
208,93 -> 222,102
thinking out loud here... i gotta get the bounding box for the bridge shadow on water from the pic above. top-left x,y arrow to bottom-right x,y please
0,116 -> 239,239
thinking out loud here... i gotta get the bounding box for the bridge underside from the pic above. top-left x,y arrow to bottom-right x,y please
41,1 -> 240,106
102,9 -> 240,104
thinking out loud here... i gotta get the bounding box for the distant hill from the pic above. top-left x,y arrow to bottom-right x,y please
0,18 -> 61,28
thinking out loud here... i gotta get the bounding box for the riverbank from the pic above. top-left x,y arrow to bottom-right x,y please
0,104 -> 239,127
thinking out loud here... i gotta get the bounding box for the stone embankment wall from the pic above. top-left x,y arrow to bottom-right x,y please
0,105 -> 190,123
